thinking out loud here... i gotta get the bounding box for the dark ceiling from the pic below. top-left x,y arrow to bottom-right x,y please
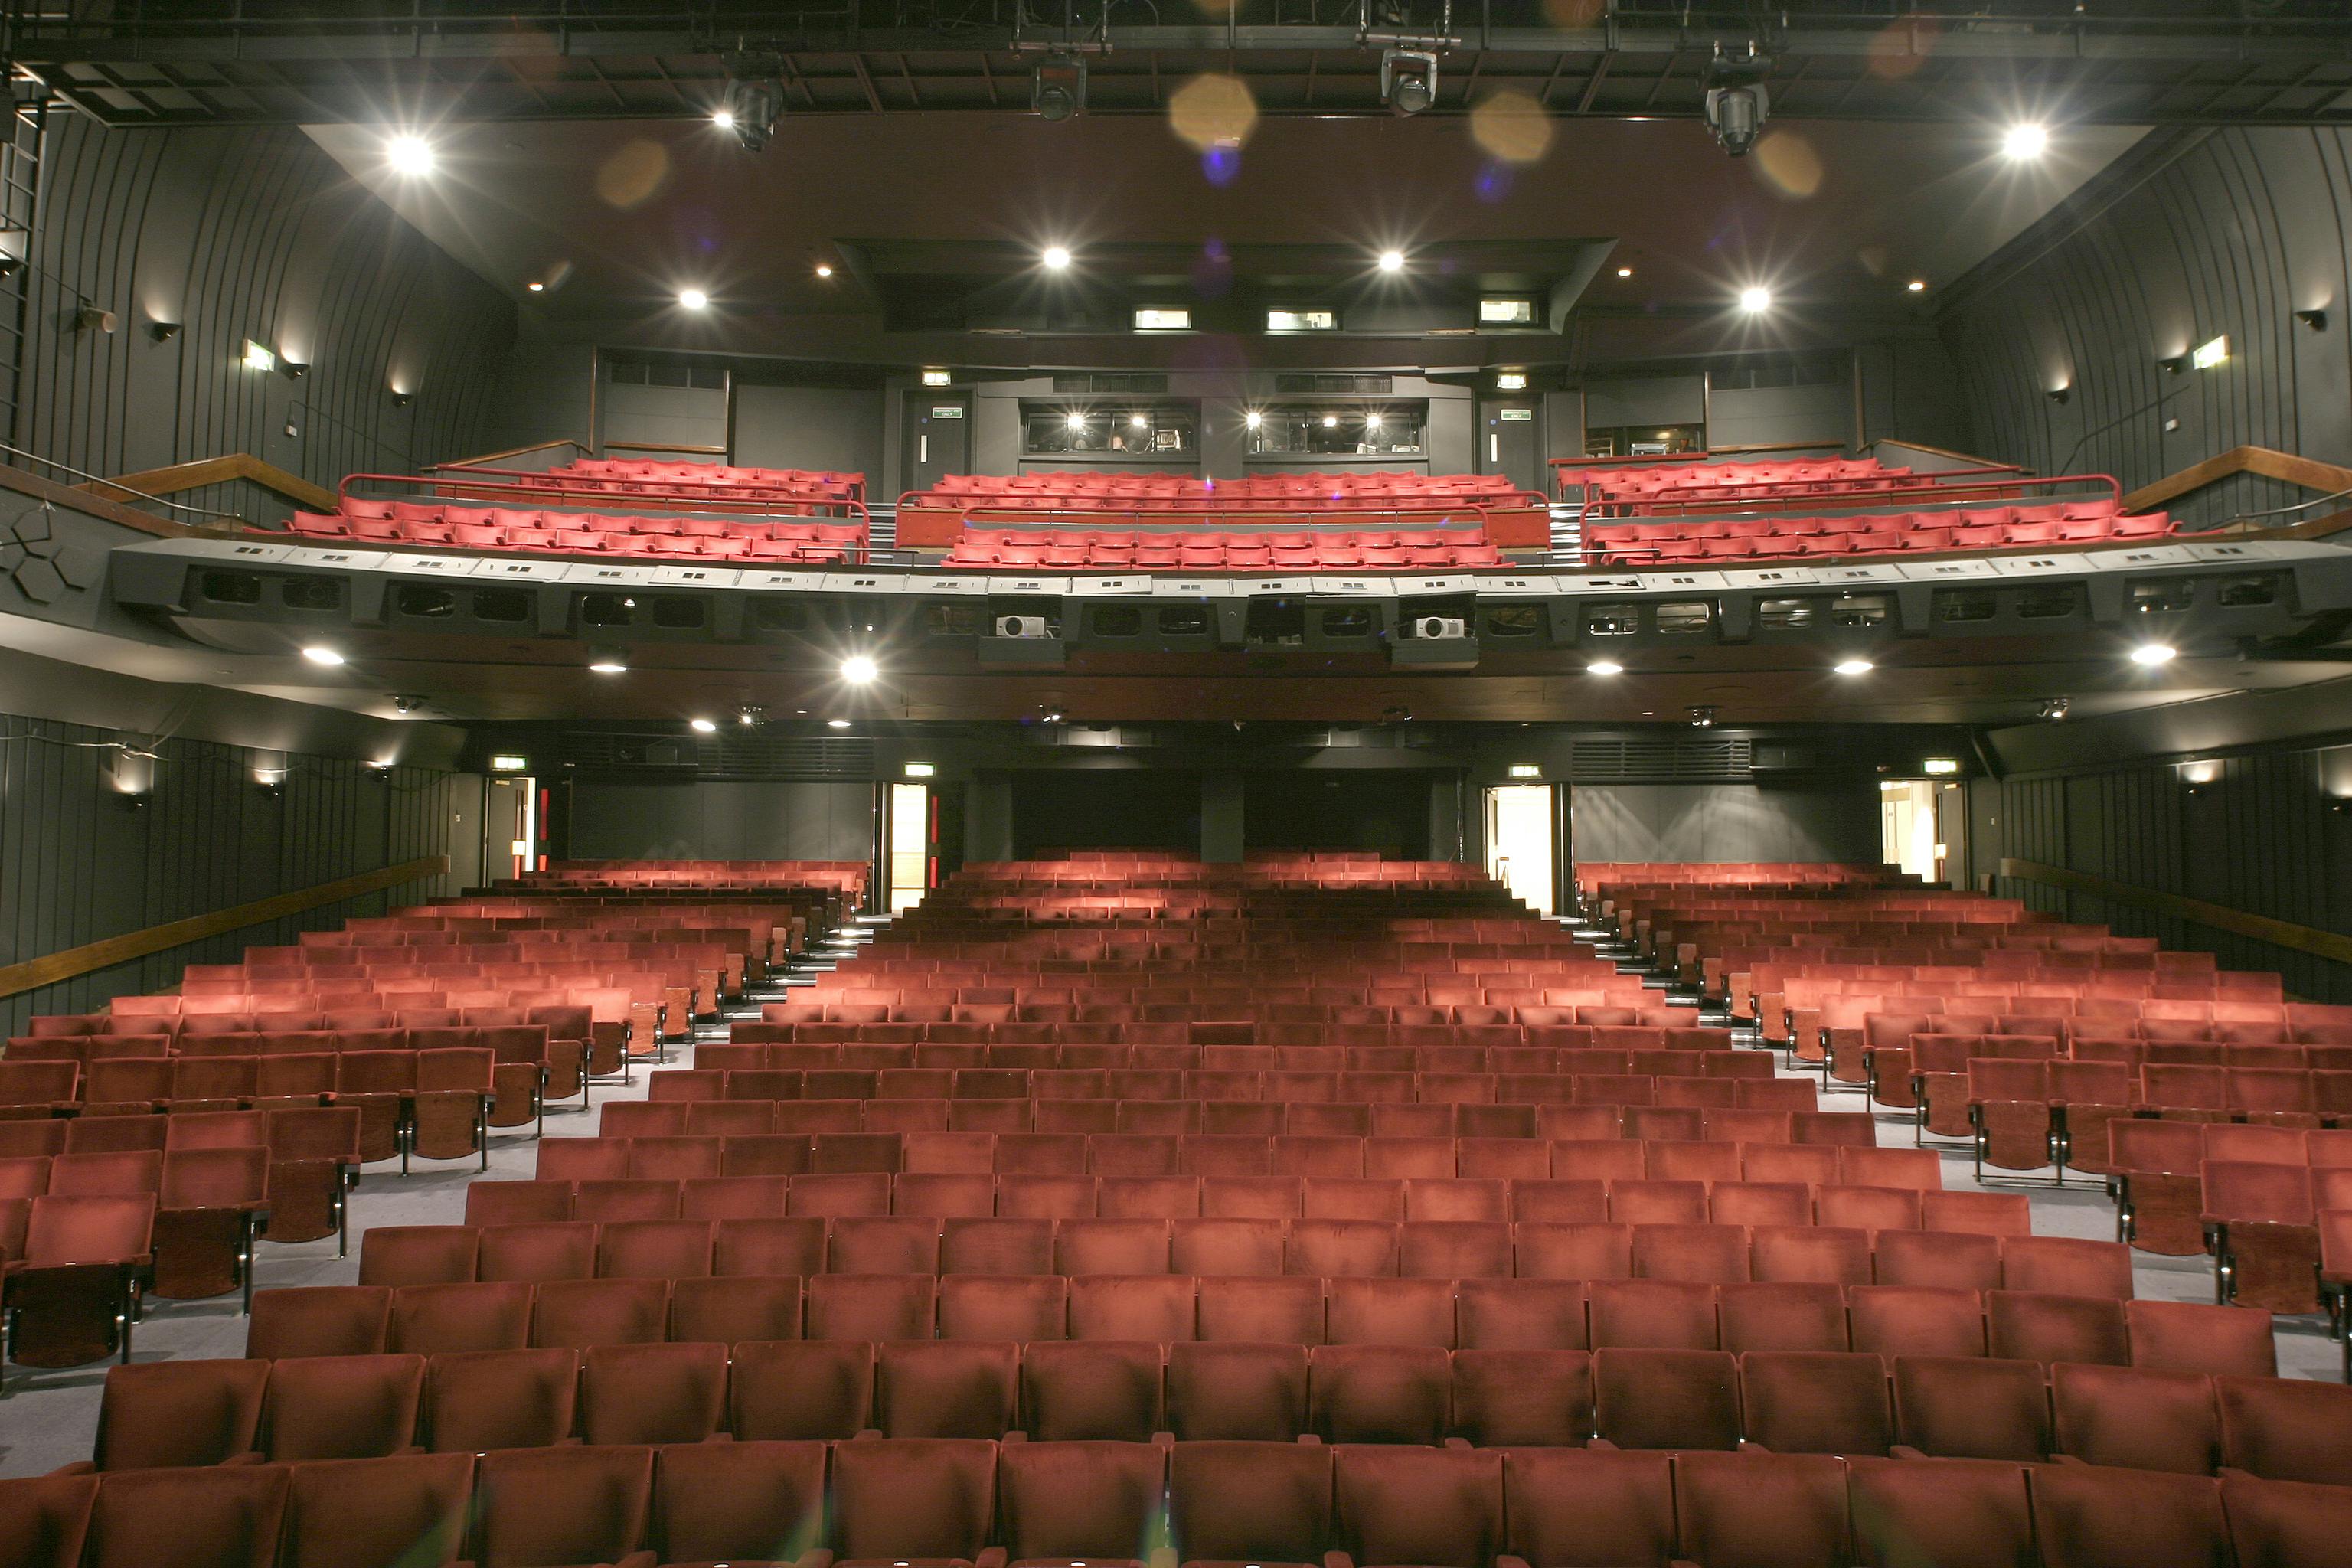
20,3 -> 2352,126
306,112 -> 2145,370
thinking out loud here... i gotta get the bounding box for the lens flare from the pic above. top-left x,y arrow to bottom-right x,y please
1170,74 -> 1259,152
1469,90 -> 1554,165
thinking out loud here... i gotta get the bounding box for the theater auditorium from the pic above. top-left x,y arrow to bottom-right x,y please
0,3 -> 2350,1564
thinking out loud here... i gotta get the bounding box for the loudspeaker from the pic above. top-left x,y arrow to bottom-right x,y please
1413,616 -> 1467,639
996,614 -> 1052,639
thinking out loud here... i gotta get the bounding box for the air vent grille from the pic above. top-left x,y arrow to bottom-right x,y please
1569,737 -> 1753,782
1051,374 -> 1169,394
1274,374 -> 1394,395
557,732 -> 877,778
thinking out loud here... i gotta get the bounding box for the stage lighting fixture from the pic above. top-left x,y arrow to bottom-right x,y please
1587,662 -> 1623,676
720,80 -> 782,152
689,717 -> 717,733
1738,286 -> 1772,313
1244,411 -> 1263,429
815,263 -> 834,278
1380,50 -> 1437,116
386,134 -> 436,176
1033,55 -> 1086,120
392,694 -> 428,714
2003,122 -> 2049,160
1907,279 -> 1927,292
1833,658 -> 1873,676
301,645 -> 345,666
2130,644 -> 2177,667
2040,697 -> 2070,721
1688,705 -> 1717,727
1615,266 -> 1633,278
1701,46 -> 1771,157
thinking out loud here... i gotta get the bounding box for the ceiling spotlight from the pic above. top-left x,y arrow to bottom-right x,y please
1701,45 -> 1772,157
840,655 -> 879,684
1129,413 -> 1148,428
2002,122 -> 2050,160
689,717 -> 717,733
1042,246 -> 1072,271
1587,661 -> 1624,676
1377,249 -> 1406,274
1033,55 -> 1086,120
385,134 -> 436,176
1244,411 -> 1263,429
587,650 -> 627,674
391,694 -> 427,714
1906,279 -> 1927,292
1688,705 -> 1717,728
1321,415 -> 1338,428
1615,266 -> 1634,278
815,263 -> 834,278
718,77 -> 782,152
827,718 -> 852,730
1365,413 -> 1383,430
2040,697 -> 2071,721
301,645 -> 345,666
678,289 -> 710,309
1833,658 -> 1874,675
1738,286 -> 1772,313
737,705 -> 765,727
1066,411 -> 1088,430
1380,50 -> 1437,116
527,281 -> 544,292
2130,643 -> 2177,666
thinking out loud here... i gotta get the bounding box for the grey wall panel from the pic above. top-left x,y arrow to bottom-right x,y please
479,341 -> 594,459
1967,743 -> 2351,1003
566,778 -> 874,861
1570,782 -> 1880,865
598,379 -> 727,454
16,118 -> 514,513
1707,383 -> 1849,450
733,383 -> 884,485
1945,127 -> 2352,528
0,710 -> 472,1034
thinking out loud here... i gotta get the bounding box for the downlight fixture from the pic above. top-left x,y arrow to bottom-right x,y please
2130,644 -> 2177,667
840,655 -> 879,684
1688,705 -> 1717,728
689,717 -> 718,734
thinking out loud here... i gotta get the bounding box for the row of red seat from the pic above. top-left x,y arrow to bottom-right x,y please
83,1332 -> 2307,1472
942,527 -> 1507,570
365,1209 -> 2096,1294
26,1434 -> 2345,1568
924,471 -> 1534,497
547,455 -> 864,500
701,1036 -> 1762,1070
1554,454 -> 1900,500
279,504 -> 867,562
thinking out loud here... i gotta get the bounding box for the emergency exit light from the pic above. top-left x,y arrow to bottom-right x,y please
904,762 -> 936,777
489,755 -> 528,772
1922,758 -> 1960,775
2191,335 -> 2229,370
1508,764 -> 1541,779
920,369 -> 952,387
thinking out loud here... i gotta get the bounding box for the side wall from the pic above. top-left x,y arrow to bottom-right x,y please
1942,126 -> 2352,527
563,778 -> 874,862
1960,743 -> 2352,1004
1569,781 -> 1884,867
15,115 -> 515,517
0,711 -> 480,1034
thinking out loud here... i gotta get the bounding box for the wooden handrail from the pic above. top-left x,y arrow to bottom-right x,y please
1998,858 -> 2352,969
0,855 -> 449,1001
77,453 -> 337,514
2120,444 -> 2352,516
428,437 -> 593,472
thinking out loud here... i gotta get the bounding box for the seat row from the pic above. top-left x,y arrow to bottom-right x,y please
5,1050 -> 512,1150
550,455 -> 864,497
756,1002 -> 1694,1029
698,1039 -> 1769,1075
81,1336 -> 2323,1477
544,1122 -> 1892,1183
365,1212 -> 2089,1293
292,505 -> 869,560
29,1436 -> 2344,1568
940,531 -> 1507,571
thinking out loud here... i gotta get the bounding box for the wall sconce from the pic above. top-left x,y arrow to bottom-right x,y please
0,257 -> 21,277
390,390 -> 413,407
2296,309 -> 2328,332
72,305 -> 116,334
281,361 -> 308,380
2046,387 -> 2070,405
149,320 -> 181,342
2158,353 -> 2189,375
2178,760 -> 2221,788
109,750 -> 154,803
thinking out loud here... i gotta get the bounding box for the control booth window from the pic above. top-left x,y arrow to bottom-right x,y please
1586,423 -> 1704,458
1023,403 -> 1197,456
1250,404 -> 1426,456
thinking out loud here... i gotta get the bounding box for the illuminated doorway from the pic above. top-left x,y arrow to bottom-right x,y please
1484,783 -> 1557,915
887,781 -> 932,912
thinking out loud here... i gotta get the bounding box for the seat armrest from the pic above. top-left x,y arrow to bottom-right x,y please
977,1547 -> 1008,1568
1324,1552 -> 1356,1568
1889,1446 -> 1929,1459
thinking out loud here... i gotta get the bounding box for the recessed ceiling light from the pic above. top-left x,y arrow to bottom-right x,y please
2003,122 -> 2049,160
1906,279 -> 1927,292
815,263 -> 834,277
1738,286 -> 1772,313
711,107 -> 737,129
828,718 -> 852,729
689,717 -> 717,733
385,134 -> 435,176
1377,249 -> 1406,273
1587,661 -> 1624,676
1321,415 -> 1338,428
1615,266 -> 1633,278
1834,658 -> 1874,675
300,645 -> 345,666
2130,643 -> 2177,666
527,281 -> 544,292
588,658 -> 626,675
840,655 -> 879,684
1042,246 -> 1072,270
678,289 -> 709,309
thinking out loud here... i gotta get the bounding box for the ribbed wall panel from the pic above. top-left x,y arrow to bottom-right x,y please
1944,127 -> 2352,529
0,711 -> 467,1036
